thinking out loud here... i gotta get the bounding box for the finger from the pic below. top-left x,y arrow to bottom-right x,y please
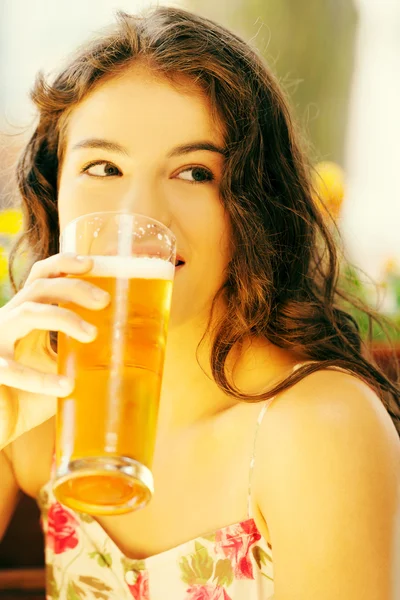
25,253 -> 93,286
0,356 -> 73,397
4,302 -> 98,348
15,276 -> 110,310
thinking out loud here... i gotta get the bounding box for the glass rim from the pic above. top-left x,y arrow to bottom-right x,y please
60,210 -> 175,240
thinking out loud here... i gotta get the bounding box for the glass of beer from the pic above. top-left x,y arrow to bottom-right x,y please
53,212 -> 176,515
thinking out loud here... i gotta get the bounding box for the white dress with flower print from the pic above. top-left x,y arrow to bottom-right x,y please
37,391 -> 285,600
38,487 -> 274,600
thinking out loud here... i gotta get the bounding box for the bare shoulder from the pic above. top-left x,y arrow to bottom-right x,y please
260,366 -> 400,456
10,417 -> 55,499
253,367 -> 400,598
254,367 -> 400,491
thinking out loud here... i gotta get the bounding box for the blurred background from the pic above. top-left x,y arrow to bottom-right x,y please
0,0 -> 399,594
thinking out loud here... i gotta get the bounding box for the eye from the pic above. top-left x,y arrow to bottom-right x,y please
176,166 -> 214,184
81,161 -> 122,178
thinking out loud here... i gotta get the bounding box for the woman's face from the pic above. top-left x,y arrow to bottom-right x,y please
58,66 -> 231,328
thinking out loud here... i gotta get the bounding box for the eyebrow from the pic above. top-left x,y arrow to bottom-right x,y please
71,138 -> 226,158
71,139 -> 130,156
168,142 -> 227,158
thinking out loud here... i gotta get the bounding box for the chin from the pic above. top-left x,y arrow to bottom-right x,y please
169,269 -> 222,329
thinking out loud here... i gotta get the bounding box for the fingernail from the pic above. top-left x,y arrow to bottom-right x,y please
57,376 -> 72,389
82,321 -> 97,336
92,287 -> 110,302
76,255 -> 91,263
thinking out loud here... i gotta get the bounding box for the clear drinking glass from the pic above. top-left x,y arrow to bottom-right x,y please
53,212 -> 176,515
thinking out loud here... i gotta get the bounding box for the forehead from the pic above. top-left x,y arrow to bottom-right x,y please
63,66 -> 225,152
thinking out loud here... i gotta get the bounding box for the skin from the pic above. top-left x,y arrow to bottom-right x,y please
3,65 -> 400,599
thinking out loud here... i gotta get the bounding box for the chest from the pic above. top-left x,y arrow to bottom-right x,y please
19,404 -> 271,560
92,405 -> 269,560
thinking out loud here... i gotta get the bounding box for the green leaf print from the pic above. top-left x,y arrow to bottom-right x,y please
121,556 -> 146,574
46,565 -> 59,600
201,532 -> 217,542
78,512 -> 94,524
37,489 -> 49,514
179,543 -> 214,585
213,559 -> 234,587
193,542 -> 214,581
179,556 -> 197,585
78,576 -> 113,593
98,553 -> 112,568
88,551 -> 112,568
67,581 -> 85,600
252,545 -> 272,570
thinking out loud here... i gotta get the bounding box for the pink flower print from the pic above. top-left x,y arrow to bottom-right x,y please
186,584 -> 232,600
215,519 -> 261,579
127,570 -> 150,600
46,502 -> 79,555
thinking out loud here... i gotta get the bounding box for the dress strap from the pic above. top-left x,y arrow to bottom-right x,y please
246,361 -> 313,519
247,400 -> 271,519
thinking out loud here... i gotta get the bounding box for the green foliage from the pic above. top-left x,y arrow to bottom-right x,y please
339,263 -> 400,343
0,284 -> 10,307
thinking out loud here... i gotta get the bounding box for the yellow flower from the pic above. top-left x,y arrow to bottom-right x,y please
312,161 -> 345,220
0,209 -> 23,236
0,246 -> 9,282
383,257 -> 399,276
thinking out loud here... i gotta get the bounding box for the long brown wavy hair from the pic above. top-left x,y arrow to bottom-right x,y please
10,6 -> 400,433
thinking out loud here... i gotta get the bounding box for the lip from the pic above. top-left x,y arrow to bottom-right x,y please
175,254 -> 185,268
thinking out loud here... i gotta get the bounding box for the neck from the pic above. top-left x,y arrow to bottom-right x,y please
157,315 -> 298,436
157,315 -> 231,435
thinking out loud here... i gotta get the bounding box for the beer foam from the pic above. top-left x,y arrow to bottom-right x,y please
88,256 -> 174,280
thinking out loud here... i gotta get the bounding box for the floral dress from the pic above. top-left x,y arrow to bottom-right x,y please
37,399 -> 277,600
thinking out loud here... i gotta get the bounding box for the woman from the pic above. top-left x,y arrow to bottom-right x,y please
1,6 -> 399,600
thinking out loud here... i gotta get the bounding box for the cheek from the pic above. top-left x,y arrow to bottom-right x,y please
57,167 -> 126,232
175,193 -> 230,255
194,212 -> 231,288
57,164 -> 86,230
57,177 -> 75,234
168,202 -> 230,322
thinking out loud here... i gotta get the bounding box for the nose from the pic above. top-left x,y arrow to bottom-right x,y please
120,179 -> 171,229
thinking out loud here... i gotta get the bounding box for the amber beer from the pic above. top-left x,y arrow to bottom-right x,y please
54,255 -> 174,514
